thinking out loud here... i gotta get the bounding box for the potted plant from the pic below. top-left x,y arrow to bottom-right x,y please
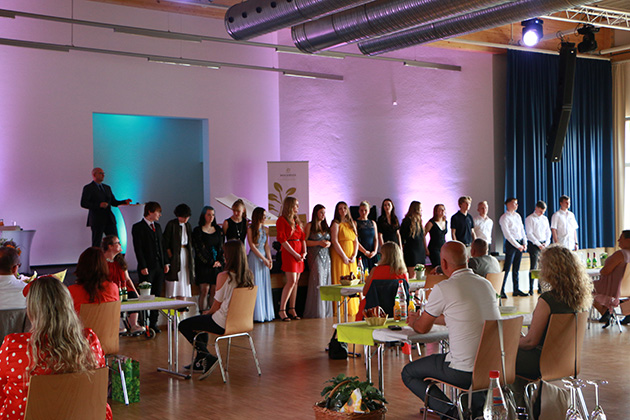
313,374 -> 387,419
138,281 -> 152,297
414,264 -> 425,280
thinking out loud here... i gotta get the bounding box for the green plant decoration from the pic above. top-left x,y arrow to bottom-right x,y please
320,374 -> 387,413
268,182 -> 297,215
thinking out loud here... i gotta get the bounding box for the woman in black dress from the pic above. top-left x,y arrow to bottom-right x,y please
193,206 -> 224,311
424,204 -> 448,268
356,201 -> 379,271
400,201 -> 427,277
377,198 -> 401,247
222,199 -> 248,243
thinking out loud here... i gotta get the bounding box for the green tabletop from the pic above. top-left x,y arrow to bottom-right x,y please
336,319 -> 407,346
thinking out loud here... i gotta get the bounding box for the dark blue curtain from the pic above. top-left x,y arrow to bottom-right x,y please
505,50 -> 614,248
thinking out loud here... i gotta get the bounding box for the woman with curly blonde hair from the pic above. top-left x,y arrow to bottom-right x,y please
516,244 -> 592,380
0,275 -> 112,420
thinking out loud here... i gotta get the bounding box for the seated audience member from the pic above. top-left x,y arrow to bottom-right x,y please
0,276 -> 112,420
357,242 -> 408,320
0,246 -> 26,310
468,238 -> 501,278
516,245 -> 592,380
68,247 -> 119,314
102,235 -> 144,333
178,240 -> 254,377
402,241 -> 500,418
593,230 -> 630,326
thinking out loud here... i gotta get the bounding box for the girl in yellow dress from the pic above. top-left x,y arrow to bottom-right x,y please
330,201 -> 359,317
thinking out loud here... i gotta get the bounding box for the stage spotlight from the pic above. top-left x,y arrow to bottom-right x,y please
577,24 -> 599,53
521,18 -> 544,47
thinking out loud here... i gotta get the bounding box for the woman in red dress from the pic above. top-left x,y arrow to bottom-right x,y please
0,276 -> 112,420
68,247 -> 119,314
276,196 -> 306,321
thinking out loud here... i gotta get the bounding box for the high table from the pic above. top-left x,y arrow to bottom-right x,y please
320,280 -> 426,323
335,313 -> 531,394
122,297 -> 197,379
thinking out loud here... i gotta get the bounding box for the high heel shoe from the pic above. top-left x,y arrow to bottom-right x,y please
288,308 -> 301,320
278,309 -> 291,322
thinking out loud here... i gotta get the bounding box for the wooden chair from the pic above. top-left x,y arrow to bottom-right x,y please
192,286 -> 262,382
523,312 -> 588,418
24,367 -> 109,420
422,316 -> 523,420
0,308 -> 30,342
608,264 -> 630,331
422,274 -> 447,301
79,301 -> 129,405
485,272 -> 504,306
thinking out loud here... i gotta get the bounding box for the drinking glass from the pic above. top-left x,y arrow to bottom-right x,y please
586,380 -> 607,420
563,379 -> 586,420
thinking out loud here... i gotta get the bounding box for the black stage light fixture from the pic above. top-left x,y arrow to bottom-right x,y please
577,24 -> 599,53
521,18 -> 544,47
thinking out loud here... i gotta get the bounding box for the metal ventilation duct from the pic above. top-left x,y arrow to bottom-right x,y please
357,0 -> 596,55
225,0 -> 374,40
291,0 -> 509,54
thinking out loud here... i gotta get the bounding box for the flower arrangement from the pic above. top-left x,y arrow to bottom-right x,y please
138,281 -> 152,289
414,264 -> 425,272
0,239 -> 21,255
316,374 -> 387,415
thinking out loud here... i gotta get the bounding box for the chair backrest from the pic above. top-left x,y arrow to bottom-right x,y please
364,279 -> 409,318
25,367 -> 109,420
423,274 -> 447,300
485,272 -> 503,296
618,263 -> 630,298
470,316 -> 523,390
79,300 -> 121,355
0,308 -> 30,342
224,286 -> 258,336
539,312 -> 587,381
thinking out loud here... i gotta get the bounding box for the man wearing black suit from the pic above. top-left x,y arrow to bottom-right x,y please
132,201 -> 170,332
81,167 -> 131,247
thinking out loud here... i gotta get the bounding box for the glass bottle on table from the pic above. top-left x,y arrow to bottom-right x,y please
586,253 -> 591,269
592,253 -> 598,268
357,257 -> 364,282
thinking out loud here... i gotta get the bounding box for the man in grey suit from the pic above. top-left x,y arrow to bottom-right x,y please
468,238 -> 500,278
81,167 -> 131,247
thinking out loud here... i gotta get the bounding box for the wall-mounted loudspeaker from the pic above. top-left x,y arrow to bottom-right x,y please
547,42 -> 577,162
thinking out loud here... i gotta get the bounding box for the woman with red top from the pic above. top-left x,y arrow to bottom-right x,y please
0,275 -> 112,420
102,235 -> 144,334
357,242 -> 409,320
68,247 -> 119,314
276,196 -> 306,322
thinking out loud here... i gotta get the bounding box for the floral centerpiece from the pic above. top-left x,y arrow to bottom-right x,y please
414,264 -> 425,280
314,374 -> 387,419
138,281 -> 152,296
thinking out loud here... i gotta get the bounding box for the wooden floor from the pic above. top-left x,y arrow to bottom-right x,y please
111,295 -> 630,419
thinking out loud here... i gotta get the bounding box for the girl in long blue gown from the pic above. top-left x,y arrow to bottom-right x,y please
247,207 -> 275,322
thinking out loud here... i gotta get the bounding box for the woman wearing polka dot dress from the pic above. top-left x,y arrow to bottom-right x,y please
0,276 -> 112,420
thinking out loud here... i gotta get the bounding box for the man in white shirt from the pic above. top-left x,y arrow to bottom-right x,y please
551,195 -> 579,251
525,200 -> 551,295
403,241 -> 500,418
499,198 -> 527,298
473,200 -> 493,250
0,246 -> 27,310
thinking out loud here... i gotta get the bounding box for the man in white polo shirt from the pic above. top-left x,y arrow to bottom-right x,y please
551,195 -> 579,251
402,241 -> 500,418
0,246 -> 27,310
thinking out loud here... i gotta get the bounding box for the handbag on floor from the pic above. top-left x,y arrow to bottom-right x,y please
328,330 -> 348,360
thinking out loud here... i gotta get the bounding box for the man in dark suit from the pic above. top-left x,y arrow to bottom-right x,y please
81,167 -> 131,247
132,201 -> 170,332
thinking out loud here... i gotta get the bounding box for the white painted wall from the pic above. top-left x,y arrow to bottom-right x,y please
277,33 -> 501,234
0,0 -> 280,265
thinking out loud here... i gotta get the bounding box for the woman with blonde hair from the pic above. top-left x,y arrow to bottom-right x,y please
179,240 -> 254,377
0,276 -> 112,420
356,201 -> 379,271
400,201 -> 427,276
516,244 -> 593,380
331,201 -> 359,317
223,199 -> 248,243
275,197 -> 306,321
425,204 -> 447,267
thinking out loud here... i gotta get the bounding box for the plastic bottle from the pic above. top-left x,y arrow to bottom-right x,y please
483,370 -> 508,420
408,297 -> 416,314
397,280 -> 408,319
393,297 -> 401,321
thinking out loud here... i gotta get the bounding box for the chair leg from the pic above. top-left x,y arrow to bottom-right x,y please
215,339 -> 227,383
226,337 -> 232,371
247,333 -> 262,376
116,358 -> 129,405
613,309 -> 623,333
